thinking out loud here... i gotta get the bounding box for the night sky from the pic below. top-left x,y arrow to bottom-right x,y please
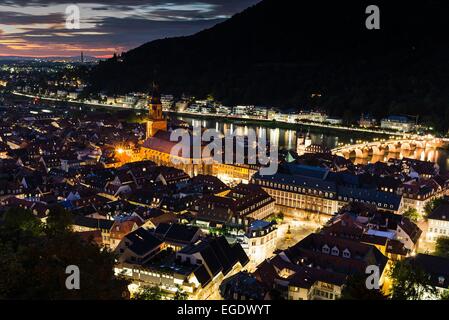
0,0 -> 260,58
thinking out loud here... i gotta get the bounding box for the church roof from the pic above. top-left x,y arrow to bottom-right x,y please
142,130 -> 208,160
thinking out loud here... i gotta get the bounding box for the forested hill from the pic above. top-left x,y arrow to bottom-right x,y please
89,0 -> 449,131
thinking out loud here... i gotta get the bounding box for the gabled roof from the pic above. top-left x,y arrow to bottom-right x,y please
397,217 -> 422,243
72,215 -> 114,230
143,131 -> 208,159
124,227 -> 163,256
253,172 -> 337,193
154,223 -> 200,244
285,233 -> 388,275
220,272 -> 268,300
337,186 -> 402,210
194,265 -> 212,287
179,236 -> 249,281
428,204 -> 449,222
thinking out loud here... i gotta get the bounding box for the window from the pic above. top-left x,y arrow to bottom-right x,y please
331,246 -> 339,256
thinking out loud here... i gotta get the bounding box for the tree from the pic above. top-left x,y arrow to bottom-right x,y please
424,197 -> 446,218
435,237 -> 449,258
133,286 -> 163,300
340,274 -> 388,300
277,212 -> 284,222
269,212 -> 284,224
403,208 -> 420,222
390,260 -> 437,300
0,207 -> 129,300
267,289 -> 284,300
441,290 -> 449,300
46,205 -> 74,234
2,206 -> 43,238
173,285 -> 189,300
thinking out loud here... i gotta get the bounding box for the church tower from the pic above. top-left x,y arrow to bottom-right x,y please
146,82 -> 167,138
296,129 -> 312,156
304,129 -> 312,148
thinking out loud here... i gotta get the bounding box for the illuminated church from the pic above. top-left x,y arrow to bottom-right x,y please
141,83 -> 213,177
145,82 -> 167,138
140,83 -> 258,183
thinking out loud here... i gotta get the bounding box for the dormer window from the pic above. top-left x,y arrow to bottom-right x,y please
343,249 -> 351,258
331,246 -> 339,256
439,276 -> 445,286
322,244 -> 330,254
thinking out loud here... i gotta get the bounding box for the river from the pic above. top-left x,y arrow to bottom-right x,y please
176,115 -> 449,173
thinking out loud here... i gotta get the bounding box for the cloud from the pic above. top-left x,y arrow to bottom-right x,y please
0,0 -> 261,57
0,11 -> 64,25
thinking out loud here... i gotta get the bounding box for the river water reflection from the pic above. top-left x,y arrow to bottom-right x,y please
177,116 -> 449,173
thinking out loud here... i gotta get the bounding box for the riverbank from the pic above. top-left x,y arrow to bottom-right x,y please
168,110 -> 395,139
11,91 -> 401,138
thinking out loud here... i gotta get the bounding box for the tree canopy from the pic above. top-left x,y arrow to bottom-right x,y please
424,197 -> 447,218
435,237 -> 449,259
133,286 -> 163,300
403,208 -> 420,222
390,260 -> 436,300
0,206 -> 129,300
340,274 -> 388,300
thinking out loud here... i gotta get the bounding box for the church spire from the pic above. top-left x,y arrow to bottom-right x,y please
146,81 -> 167,139
149,81 -> 161,105
148,81 -> 162,121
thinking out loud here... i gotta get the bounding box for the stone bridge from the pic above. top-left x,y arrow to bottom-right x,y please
332,137 -> 445,159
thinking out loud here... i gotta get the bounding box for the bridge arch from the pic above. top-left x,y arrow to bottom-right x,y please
350,148 -> 365,158
386,144 -> 397,153
331,138 -> 442,159
371,145 -> 383,156
401,142 -> 411,150
414,141 -> 424,149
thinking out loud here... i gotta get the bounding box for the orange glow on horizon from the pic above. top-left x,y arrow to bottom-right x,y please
0,53 -> 113,59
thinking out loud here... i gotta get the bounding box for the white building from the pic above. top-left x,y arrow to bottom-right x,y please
57,90 -> 68,98
160,95 -> 174,110
426,203 -> 449,242
176,100 -> 189,112
326,117 -> 343,125
67,92 -> 79,100
380,116 -> 416,132
233,105 -> 253,116
296,131 -> 312,156
241,220 -> 277,267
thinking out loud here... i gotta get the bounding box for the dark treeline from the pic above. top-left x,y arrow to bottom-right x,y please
88,0 -> 449,132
